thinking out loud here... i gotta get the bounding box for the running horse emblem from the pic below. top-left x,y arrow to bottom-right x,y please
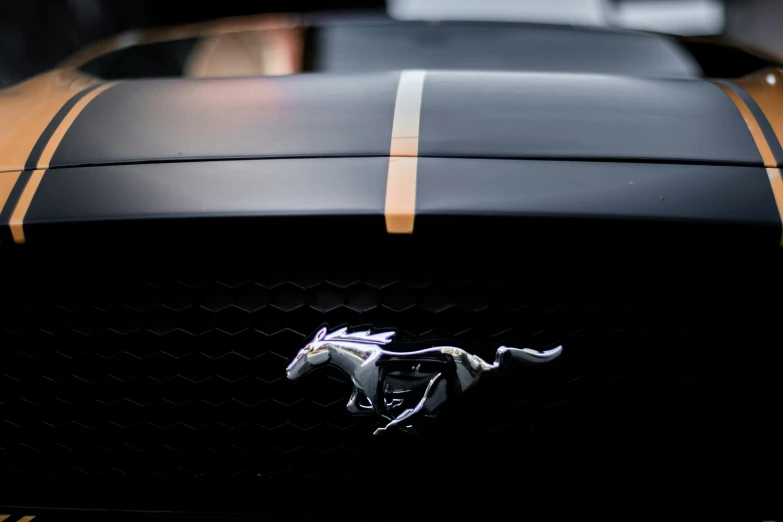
286,326 -> 563,435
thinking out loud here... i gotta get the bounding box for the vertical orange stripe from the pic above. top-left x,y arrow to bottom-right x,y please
767,168 -> 783,247
389,70 -> 425,157
713,80 -> 783,247
36,82 -> 117,170
0,69 -> 98,173
735,68 -> 783,153
385,157 -> 418,234
17,517 -> 36,522
385,70 -> 426,234
10,169 -> 45,244
6,81 -> 117,244
713,82 -> 777,168
0,515 -> 11,521
0,170 -> 22,211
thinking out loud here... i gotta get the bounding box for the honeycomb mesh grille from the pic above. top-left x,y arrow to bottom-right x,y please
0,275 -> 778,502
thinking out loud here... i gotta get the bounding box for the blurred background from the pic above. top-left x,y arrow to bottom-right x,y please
0,0 -> 780,88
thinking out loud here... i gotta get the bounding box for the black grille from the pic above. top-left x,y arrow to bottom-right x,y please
1,265 -> 781,515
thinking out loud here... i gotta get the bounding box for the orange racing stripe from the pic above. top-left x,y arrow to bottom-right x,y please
9,168 -> 45,244
385,70 -> 427,234
36,82 -> 117,170
0,69 -> 98,173
1,80 -> 117,244
734,68 -> 783,154
714,79 -> 783,246
0,170 -> 22,214
713,82 -> 776,168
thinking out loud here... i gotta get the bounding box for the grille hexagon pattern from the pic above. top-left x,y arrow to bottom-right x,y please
0,277 -> 778,492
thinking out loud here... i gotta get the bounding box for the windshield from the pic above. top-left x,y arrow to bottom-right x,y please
68,1 -> 776,83
310,21 -> 700,78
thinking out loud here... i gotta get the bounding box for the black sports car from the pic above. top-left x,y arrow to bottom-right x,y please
1,9 -> 781,522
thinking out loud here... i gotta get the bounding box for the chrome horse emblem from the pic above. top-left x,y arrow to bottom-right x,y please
286,326 -> 563,435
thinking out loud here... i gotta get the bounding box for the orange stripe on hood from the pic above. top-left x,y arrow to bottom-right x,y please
0,69 -> 98,173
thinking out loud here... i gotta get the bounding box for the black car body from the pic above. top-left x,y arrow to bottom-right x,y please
1,12 -> 781,522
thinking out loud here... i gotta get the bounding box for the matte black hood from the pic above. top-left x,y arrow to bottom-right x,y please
49,71 -> 762,167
